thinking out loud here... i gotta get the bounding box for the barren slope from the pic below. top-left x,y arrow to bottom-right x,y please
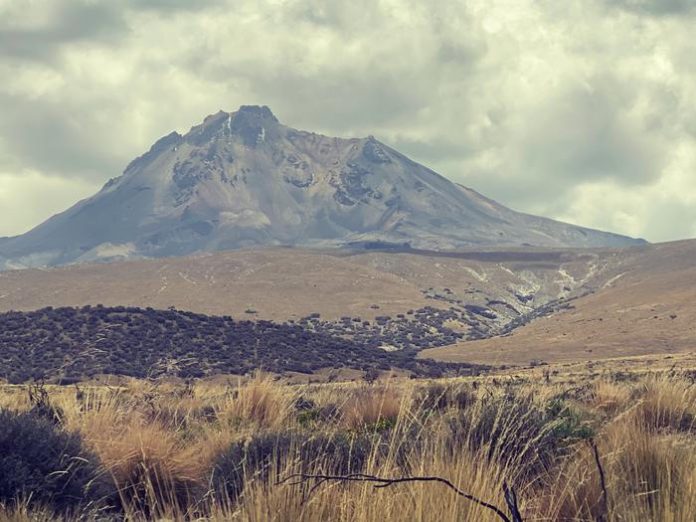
421,240 -> 696,365
5,242 -> 691,366
0,246 -> 618,323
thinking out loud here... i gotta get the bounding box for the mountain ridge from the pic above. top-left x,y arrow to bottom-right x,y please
0,105 -> 645,270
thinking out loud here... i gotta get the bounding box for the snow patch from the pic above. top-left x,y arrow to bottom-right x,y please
555,268 -> 577,296
178,272 -> 197,285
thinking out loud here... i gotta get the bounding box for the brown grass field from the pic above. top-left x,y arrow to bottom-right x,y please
2,355 -> 696,521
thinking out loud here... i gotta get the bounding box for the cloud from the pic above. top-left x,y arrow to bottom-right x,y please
603,0 -> 696,16
0,0 -> 128,62
0,90 -> 126,178
127,0 -> 224,12
520,81 -> 662,183
0,0 -> 695,242
0,170 -> 99,237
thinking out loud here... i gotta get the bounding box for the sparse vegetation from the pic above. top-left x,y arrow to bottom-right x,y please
0,367 -> 695,520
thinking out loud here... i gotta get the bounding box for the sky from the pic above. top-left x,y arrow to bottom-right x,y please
0,0 -> 695,242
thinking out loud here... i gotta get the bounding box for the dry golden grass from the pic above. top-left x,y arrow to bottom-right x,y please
589,380 -> 632,416
217,374 -> 297,432
2,366 -> 696,521
339,385 -> 403,430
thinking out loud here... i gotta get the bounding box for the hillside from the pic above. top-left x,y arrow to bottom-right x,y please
0,306 -> 471,384
0,106 -> 642,270
3,240 -> 693,368
0,246 -> 625,339
422,240 -> 696,365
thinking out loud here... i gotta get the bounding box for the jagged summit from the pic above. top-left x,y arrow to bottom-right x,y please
0,106 -> 644,270
186,105 -> 280,147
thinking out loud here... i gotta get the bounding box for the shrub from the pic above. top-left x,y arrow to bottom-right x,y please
417,382 -> 474,413
212,433 -> 373,504
0,409 -> 111,513
445,391 -> 590,482
27,381 -> 63,424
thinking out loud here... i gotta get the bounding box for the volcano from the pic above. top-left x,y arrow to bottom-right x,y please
0,105 -> 644,269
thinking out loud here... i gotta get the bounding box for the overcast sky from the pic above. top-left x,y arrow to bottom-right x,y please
1,0 -> 695,242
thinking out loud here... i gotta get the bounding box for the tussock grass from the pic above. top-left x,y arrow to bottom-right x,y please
339,385 -> 403,430
1,369 -> 696,520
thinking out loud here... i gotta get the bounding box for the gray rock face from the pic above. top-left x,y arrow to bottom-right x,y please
0,105 -> 644,269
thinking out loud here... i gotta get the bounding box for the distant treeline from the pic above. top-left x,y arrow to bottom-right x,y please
0,306 -> 479,383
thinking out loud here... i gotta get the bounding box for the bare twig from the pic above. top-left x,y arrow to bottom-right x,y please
278,473 -> 518,522
588,438 -> 609,522
502,481 -> 523,522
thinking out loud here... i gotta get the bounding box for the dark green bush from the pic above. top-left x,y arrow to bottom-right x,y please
545,397 -> 595,440
0,409 -> 112,513
0,306 -> 470,381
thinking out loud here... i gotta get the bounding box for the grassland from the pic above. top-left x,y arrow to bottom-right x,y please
1,355 -> 696,521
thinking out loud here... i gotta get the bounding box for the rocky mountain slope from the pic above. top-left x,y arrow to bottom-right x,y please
0,105 -> 642,270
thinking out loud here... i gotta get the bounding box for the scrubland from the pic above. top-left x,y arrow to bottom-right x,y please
1,363 -> 696,521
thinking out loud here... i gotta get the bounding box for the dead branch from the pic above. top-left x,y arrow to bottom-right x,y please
278,473 -> 519,522
588,438 -> 609,522
502,481 -> 523,522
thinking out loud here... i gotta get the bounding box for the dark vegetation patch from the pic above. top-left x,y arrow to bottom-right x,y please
444,391 -> 594,480
0,409 -> 112,513
0,306 -> 479,383
212,433 -> 374,503
292,305 -> 471,350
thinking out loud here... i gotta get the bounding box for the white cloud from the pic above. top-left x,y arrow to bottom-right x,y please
0,170 -> 99,237
0,0 -> 695,242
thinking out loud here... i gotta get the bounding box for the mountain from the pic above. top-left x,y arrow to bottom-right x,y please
0,105 -> 644,270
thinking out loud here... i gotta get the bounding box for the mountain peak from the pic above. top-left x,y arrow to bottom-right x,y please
186,105 -> 279,146
0,107 -> 646,270
235,105 -> 278,123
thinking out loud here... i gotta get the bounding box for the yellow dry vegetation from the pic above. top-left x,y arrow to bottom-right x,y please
1,367 -> 696,521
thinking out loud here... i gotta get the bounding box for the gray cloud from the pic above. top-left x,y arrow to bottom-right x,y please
0,92 -> 128,178
0,0 -> 695,242
0,1 -> 128,62
126,0 -> 225,13
604,0 -> 696,15
519,80 -> 664,184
